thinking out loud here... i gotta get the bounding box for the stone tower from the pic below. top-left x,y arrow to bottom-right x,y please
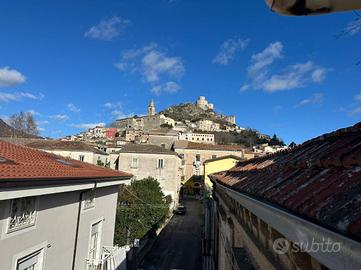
148,99 -> 156,116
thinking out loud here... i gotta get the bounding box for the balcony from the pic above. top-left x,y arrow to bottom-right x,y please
86,246 -> 129,270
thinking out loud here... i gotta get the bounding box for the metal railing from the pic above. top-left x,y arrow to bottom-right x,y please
86,246 -> 127,270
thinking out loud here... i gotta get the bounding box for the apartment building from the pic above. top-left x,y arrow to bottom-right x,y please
0,140 -> 132,270
110,144 -> 183,206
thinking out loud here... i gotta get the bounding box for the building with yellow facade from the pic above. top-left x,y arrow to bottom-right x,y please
203,155 -> 243,192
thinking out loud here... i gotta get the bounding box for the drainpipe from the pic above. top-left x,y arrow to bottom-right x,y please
71,183 -> 96,270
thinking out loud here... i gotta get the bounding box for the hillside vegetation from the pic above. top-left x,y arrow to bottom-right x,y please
160,103 -> 232,126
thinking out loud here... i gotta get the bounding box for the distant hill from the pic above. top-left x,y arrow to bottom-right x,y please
0,119 -> 40,138
160,103 -> 233,127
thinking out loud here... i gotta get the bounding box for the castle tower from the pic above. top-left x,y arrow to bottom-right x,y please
148,99 -> 156,116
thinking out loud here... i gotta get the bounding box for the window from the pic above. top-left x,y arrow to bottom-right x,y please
157,159 -> 164,169
17,249 -> 44,270
212,155 -> 217,159
161,143 -> 166,149
8,197 -> 37,233
79,155 -> 85,162
196,154 -> 201,162
82,190 -> 96,210
131,158 -> 139,168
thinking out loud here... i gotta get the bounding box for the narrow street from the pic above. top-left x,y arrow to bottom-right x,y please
140,198 -> 203,270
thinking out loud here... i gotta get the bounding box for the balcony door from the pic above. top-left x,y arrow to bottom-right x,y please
89,220 -> 102,261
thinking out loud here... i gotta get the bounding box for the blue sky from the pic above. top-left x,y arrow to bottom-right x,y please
0,0 -> 360,143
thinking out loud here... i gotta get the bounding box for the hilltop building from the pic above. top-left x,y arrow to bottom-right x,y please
179,132 -> 215,145
115,100 -> 175,132
196,96 -> 214,110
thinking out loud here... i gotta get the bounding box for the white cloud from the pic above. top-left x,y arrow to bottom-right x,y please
70,122 -> 106,129
262,61 -> 327,92
0,92 -> 43,103
242,42 -> 327,92
85,16 -> 130,41
240,84 -> 250,92
311,68 -> 327,82
49,114 -> 69,121
355,91 -> 361,102
67,103 -> 80,112
115,43 -> 184,92
343,18 -> 361,36
248,42 -> 283,76
273,105 -> 282,111
0,67 -> 26,87
213,38 -> 250,65
27,110 -> 40,116
103,102 -> 132,119
37,120 -> 49,125
348,107 -> 361,116
142,49 -> 184,82
103,101 -> 122,109
295,93 -> 324,107
111,110 -> 133,119
151,81 -> 180,95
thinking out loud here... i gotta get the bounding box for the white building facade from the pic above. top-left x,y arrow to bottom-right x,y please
0,140 -> 132,270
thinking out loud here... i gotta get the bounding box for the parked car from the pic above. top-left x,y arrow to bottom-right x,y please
174,205 -> 186,215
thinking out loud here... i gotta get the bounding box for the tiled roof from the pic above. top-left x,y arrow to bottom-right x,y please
212,122 -> 361,241
174,140 -> 243,151
26,140 -> 107,155
0,140 -> 131,185
117,143 -> 179,156
204,155 -> 243,164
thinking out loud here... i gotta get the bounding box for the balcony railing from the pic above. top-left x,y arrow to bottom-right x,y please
86,246 -> 129,270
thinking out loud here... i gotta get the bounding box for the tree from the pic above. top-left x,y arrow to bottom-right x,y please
269,134 -> 286,146
114,177 -> 170,246
9,112 -> 39,136
160,123 -> 173,129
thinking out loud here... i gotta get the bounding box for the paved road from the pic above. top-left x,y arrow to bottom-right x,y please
140,198 -> 203,270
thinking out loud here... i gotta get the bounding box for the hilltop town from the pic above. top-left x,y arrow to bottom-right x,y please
60,96 -> 286,154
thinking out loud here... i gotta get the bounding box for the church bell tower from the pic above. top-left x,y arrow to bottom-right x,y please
148,99 -> 156,116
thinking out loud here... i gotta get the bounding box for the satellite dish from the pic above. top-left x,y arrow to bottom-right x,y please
265,0 -> 361,16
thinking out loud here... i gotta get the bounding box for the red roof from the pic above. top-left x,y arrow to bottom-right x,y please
212,122 -> 361,241
0,140 -> 131,185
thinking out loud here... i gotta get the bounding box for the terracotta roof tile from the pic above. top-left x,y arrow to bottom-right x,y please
0,140 -> 132,185
212,122 -> 361,241
26,140 -> 107,155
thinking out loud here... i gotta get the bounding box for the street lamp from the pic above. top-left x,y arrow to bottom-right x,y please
265,0 -> 361,16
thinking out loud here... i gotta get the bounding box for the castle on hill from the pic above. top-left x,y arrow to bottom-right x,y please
115,96 -> 238,132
